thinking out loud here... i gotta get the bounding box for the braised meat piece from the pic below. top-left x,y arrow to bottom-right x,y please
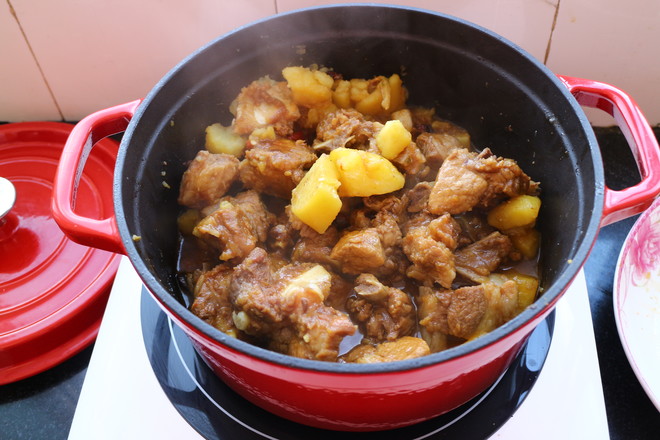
362,194 -> 407,217
231,77 -> 300,136
342,336 -> 430,363
291,226 -> 340,268
346,274 -> 416,343
402,213 -> 461,288
470,148 -> 536,210
454,231 -> 514,284
404,181 -> 433,213
416,287 -> 452,352
330,228 -> 386,274
418,280 -> 519,342
239,137 -> 317,199
330,205 -> 406,279
267,212 -> 296,254
314,108 -> 382,151
348,196 -> 409,279
428,149 -> 489,215
324,272 -> 355,312
390,142 -> 428,177
230,248 -> 356,361
470,280 -> 520,338
416,132 -> 463,168
190,264 -> 237,335
178,150 -> 240,209
428,148 -> 534,215
454,212 -> 497,246
193,190 -> 273,261
418,285 -> 486,340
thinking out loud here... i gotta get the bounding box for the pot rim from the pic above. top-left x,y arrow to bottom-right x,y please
115,3 -> 605,374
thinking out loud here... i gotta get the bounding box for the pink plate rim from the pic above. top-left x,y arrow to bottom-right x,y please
613,196 -> 660,411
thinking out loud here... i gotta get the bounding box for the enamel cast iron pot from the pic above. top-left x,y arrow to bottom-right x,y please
52,4 -> 660,431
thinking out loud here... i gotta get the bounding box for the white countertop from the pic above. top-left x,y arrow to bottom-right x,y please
69,256 -> 609,439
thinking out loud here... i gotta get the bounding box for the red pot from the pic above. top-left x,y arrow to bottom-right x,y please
52,5 -> 660,431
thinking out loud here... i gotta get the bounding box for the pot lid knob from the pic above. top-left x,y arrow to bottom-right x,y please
0,176 -> 16,220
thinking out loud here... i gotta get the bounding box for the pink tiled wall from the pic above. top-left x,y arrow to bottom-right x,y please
1,0 -> 658,125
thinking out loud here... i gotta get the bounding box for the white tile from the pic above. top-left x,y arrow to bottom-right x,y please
0,2 -> 60,122
12,0 -> 277,121
276,0 -> 558,61
546,0 -> 660,125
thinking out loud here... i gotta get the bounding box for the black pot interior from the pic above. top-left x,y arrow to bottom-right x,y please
116,5 -> 603,370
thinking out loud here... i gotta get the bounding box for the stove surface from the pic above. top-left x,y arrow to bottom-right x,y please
69,257 -> 609,439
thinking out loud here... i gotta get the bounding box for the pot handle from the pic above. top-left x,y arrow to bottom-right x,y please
558,75 -> 660,226
52,100 -> 141,254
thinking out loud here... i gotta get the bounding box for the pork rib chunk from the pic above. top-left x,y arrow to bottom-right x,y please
428,148 -> 534,215
402,213 -> 461,288
193,190 -> 273,262
230,248 -> 356,361
239,137 -> 316,199
190,264 -> 238,335
454,231 -> 514,284
418,280 -> 520,341
178,150 -> 239,209
346,274 -> 416,343
232,77 -> 300,136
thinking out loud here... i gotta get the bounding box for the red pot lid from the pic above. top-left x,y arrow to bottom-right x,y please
0,122 -> 121,385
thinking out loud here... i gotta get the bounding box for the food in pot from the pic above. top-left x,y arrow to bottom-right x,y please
176,66 -> 542,363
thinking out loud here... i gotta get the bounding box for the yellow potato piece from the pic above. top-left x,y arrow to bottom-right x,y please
336,74 -> 407,115
291,154 -> 342,234
354,86 -> 384,115
349,78 -> 370,104
376,119 -> 412,160
177,209 -> 202,235
329,147 -> 405,197
300,102 -> 338,129
487,195 -> 541,231
205,123 -> 246,156
332,80 -> 351,109
513,273 -> 540,310
489,271 -> 540,311
387,74 -> 406,112
510,228 -> 541,259
282,66 -> 333,107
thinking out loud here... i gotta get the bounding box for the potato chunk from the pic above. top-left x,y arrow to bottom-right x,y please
510,228 -> 540,259
205,123 -> 246,157
342,336 -> 430,363
291,154 -> 342,234
387,74 -> 406,113
376,119 -> 412,160
329,147 -> 405,197
332,80 -> 351,109
487,195 -> 541,231
490,271 -> 539,311
282,66 -> 334,107
346,74 -> 406,116
177,209 -> 202,235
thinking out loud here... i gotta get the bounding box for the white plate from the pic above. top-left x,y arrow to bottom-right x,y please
614,197 -> 660,411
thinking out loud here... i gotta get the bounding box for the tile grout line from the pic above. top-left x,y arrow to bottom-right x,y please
273,0 -> 279,14
6,0 -> 65,121
543,0 -> 561,65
